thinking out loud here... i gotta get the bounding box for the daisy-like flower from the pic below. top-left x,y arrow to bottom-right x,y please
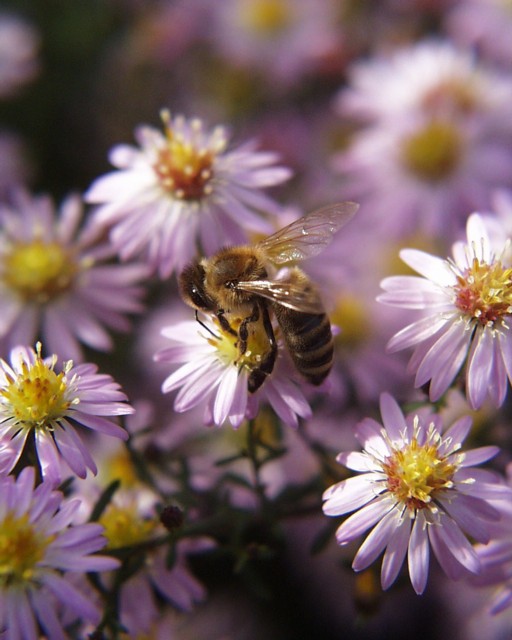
100,495 -> 210,637
209,0 -> 342,85
337,39 -> 512,126
332,40 -> 512,237
154,315 -> 312,429
85,110 -> 292,278
0,466 -> 118,640
322,393 -> 506,595
0,344 -> 132,484
378,212 -> 512,409
0,189 -> 148,362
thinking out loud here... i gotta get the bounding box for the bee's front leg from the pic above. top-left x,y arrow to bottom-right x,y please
247,304 -> 277,393
216,309 -> 238,337
238,304 -> 260,356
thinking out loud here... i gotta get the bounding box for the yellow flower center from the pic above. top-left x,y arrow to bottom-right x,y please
1,348 -> 72,427
330,295 -> 370,348
2,240 -> 78,303
382,419 -> 457,511
208,316 -> 274,375
454,257 -> 512,327
154,112 -> 223,201
401,120 -> 462,182
99,504 -> 157,550
0,512 -> 53,586
104,448 -> 139,489
240,0 -> 291,34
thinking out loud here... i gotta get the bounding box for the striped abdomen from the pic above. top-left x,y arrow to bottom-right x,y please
273,305 -> 333,385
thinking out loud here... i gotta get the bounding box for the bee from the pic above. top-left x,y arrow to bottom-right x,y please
178,202 -> 359,392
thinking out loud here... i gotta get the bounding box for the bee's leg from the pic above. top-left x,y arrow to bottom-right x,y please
216,309 -> 237,336
247,305 -> 277,393
238,304 -> 260,356
195,310 -> 219,338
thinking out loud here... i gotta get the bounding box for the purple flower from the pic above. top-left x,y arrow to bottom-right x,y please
0,466 -> 118,640
0,189 -> 149,362
96,487 -> 212,637
323,393 -> 506,594
379,212 -> 512,409
209,0 -> 343,85
85,110 -> 292,278
154,316 -> 312,428
0,344 -> 133,484
332,40 -> 512,237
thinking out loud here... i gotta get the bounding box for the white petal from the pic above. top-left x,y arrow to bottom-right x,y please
399,249 -> 456,286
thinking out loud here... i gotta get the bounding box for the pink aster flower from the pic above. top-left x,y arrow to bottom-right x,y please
468,464 -> 512,616
0,466 -> 118,640
85,110 -> 292,278
323,393 -> 506,595
332,40 -> 512,237
0,189 -> 149,362
154,315 -> 312,428
378,212 -> 512,409
0,344 -> 133,484
92,482 -> 212,637
209,0 -> 343,85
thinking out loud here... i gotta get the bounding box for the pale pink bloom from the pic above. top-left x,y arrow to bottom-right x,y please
85,111 -> 291,278
337,39 -> 512,127
0,466 -> 118,640
379,213 -> 512,409
333,40 -> 512,238
0,189 -> 149,362
209,0 -> 343,85
0,344 -> 133,484
0,13 -> 40,97
323,393 -> 507,594
154,316 -> 312,428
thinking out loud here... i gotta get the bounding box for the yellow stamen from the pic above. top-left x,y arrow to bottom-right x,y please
1,345 -> 72,427
401,120 -> 462,182
2,240 -> 78,302
99,503 -> 157,550
455,257 -> 512,327
382,418 -> 457,512
207,316 -> 273,374
240,0 -> 291,34
0,512 -> 54,586
154,112 -> 221,201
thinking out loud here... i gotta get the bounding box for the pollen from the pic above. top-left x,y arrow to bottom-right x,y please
99,503 -> 157,550
208,315 -> 273,373
2,240 -> 78,302
1,346 -> 72,427
240,0 -> 291,34
401,119 -> 463,182
0,512 -> 53,587
454,257 -> 512,327
382,418 -> 457,511
154,111 -> 223,201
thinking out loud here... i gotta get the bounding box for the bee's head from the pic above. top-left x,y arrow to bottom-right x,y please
178,261 -> 215,311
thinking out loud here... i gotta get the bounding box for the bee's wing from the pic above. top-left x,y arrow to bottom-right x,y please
256,202 -> 359,265
236,279 -> 324,313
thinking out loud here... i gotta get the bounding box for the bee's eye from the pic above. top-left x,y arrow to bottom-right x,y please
225,280 -> 237,290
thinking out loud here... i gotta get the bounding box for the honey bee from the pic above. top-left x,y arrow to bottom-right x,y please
179,202 -> 359,392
